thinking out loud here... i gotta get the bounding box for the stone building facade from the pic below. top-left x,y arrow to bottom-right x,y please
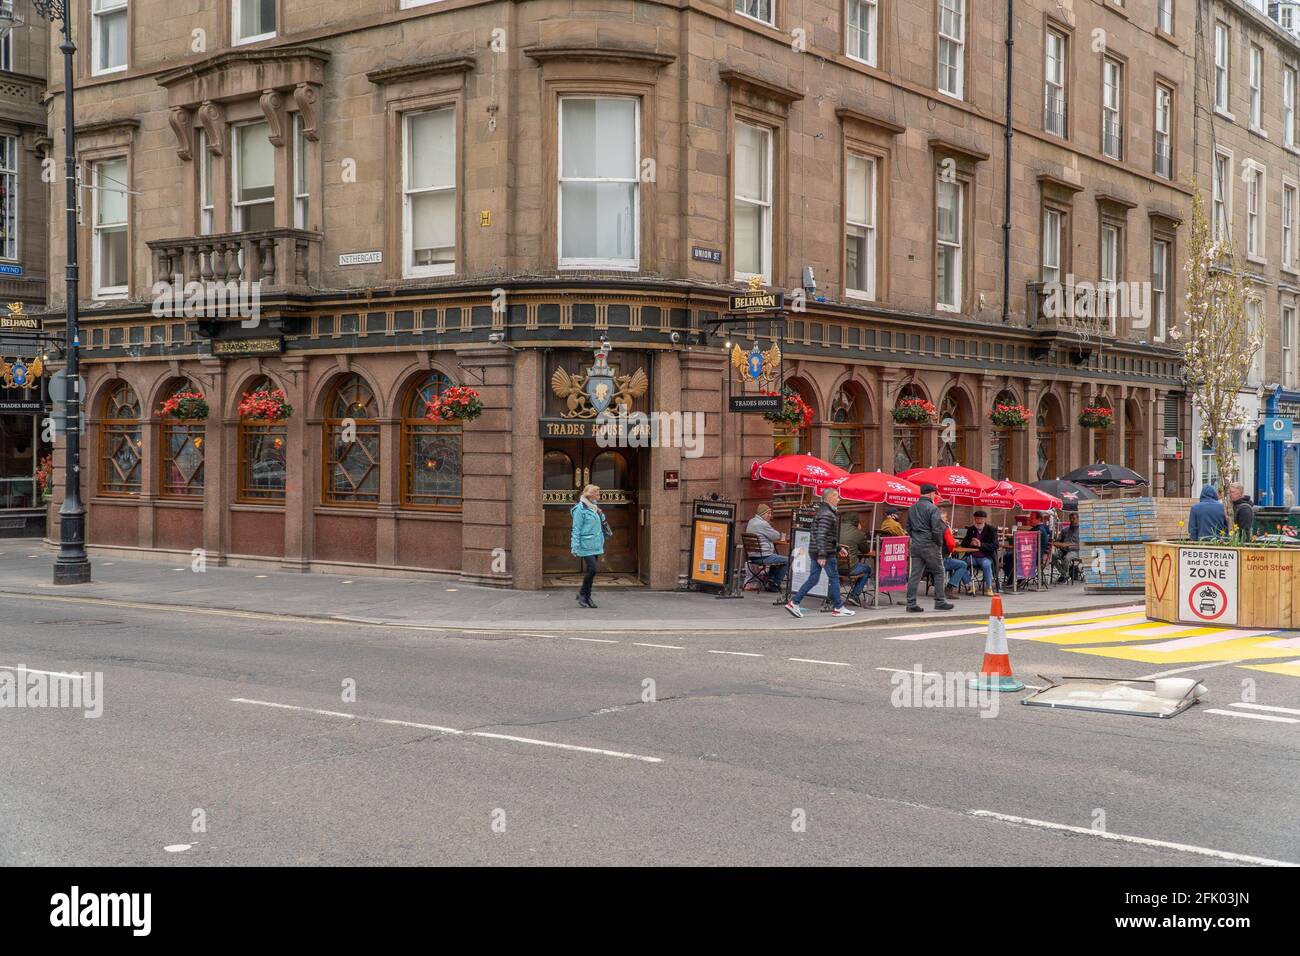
41,0 -> 1192,588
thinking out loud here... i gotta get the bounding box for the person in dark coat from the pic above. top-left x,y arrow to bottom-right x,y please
1229,482 -> 1255,540
1188,485 -> 1229,540
785,488 -> 855,618
961,510 -> 999,596
905,484 -> 954,612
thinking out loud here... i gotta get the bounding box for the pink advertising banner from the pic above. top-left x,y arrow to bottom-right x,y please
879,536 -> 910,592
1014,530 -> 1040,581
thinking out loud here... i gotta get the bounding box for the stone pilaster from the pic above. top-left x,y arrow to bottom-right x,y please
459,347 -> 515,586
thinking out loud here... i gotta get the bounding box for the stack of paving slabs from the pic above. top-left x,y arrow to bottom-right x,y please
1078,497 -> 1197,593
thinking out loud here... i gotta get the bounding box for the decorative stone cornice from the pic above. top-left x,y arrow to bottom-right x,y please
835,107 -> 905,135
719,68 -> 803,105
157,45 -> 329,110
1096,191 -> 1139,211
1036,172 -> 1084,194
365,55 -> 477,86
74,118 -> 141,137
928,136 -> 991,163
524,46 -> 675,68
198,101 -> 227,156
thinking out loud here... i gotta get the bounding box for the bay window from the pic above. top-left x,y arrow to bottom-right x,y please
1042,208 -> 1062,285
232,121 -> 274,231
558,96 -> 639,270
294,113 -> 310,230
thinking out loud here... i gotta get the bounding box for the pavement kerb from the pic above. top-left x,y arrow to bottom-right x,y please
0,588 -> 1139,635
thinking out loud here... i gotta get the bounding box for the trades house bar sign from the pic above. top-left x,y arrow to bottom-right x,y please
542,344 -> 649,439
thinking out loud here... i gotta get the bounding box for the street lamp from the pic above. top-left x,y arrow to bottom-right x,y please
0,2 -> 91,583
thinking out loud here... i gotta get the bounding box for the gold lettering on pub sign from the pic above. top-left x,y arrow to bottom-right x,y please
728,293 -> 780,312
212,338 -> 282,355
0,316 -> 39,331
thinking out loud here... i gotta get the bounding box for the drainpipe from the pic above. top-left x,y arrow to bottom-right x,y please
1001,0 -> 1014,323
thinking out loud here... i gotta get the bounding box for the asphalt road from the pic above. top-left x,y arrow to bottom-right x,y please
1,590 -> 1297,866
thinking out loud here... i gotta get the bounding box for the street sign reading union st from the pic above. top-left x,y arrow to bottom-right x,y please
728,291 -> 784,314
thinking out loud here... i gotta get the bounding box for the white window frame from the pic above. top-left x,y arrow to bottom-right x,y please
1249,44 -> 1263,131
733,120 -> 773,285
0,134 -> 16,261
1100,222 -> 1120,334
1212,148 -> 1232,243
1102,57 -> 1122,160
735,0 -> 774,27
1044,28 -> 1067,137
293,113 -> 309,230
1284,305 -> 1297,389
935,175 -> 963,312
402,107 -> 457,279
1154,84 -> 1172,179
1041,207 -> 1062,285
557,96 -> 641,272
1151,238 -> 1169,343
1215,23 -> 1231,115
198,128 -> 214,236
846,0 -> 878,68
1246,163 -> 1265,262
1287,68 -> 1298,150
91,0 -> 128,76
91,157 -> 129,300
844,152 -> 876,300
231,121 -> 275,232
400,0 -> 442,7
0,2 -> 13,73
937,0 -> 966,99
1157,0 -> 1173,34
1284,180 -> 1298,272
233,0 -> 277,46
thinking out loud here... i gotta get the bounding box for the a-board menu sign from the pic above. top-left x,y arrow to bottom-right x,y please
786,507 -> 828,599
690,499 -> 736,589
1177,547 -> 1238,626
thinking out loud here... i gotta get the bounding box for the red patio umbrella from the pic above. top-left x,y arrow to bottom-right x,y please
838,471 -> 922,507
978,480 -> 1063,511
750,454 -> 850,492
898,465 -> 997,500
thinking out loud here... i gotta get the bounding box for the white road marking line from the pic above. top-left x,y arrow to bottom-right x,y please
1229,702 -> 1300,717
633,642 -> 686,650
707,650 -> 764,657
1204,708 -> 1299,725
1138,660 -> 1244,679
967,810 -> 1299,867
0,665 -> 86,680
788,657 -> 852,667
888,605 -> 1146,641
1261,636 -> 1300,649
566,637 -> 618,644
229,698 -> 661,763
469,731 -> 661,763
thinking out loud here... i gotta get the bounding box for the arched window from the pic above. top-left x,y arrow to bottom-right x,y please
160,379 -> 205,498
1091,397 -> 1113,463
989,388 -> 1018,480
1036,397 -> 1060,481
892,383 -> 927,473
829,384 -> 865,471
401,372 -> 462,510
938,390 -> 966,467
324,374 -> 379,504
237,375 -> 287,502
99,381 -> 142,495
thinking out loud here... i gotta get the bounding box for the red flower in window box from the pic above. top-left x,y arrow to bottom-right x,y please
762,388 -> 814,430
34,454 -> 53,498
238,387 -> 293,421
892,398 -> 939,425
425,385 -> 483,423
989,403 -> 1033,428
157,390 -> 209,420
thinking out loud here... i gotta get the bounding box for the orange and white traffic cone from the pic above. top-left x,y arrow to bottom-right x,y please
968,594 -> 1025,692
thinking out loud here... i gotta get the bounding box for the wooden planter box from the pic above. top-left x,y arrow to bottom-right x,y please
1146,541 -> 1300,630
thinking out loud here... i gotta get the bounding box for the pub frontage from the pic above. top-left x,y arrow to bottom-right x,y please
45,280 -> 1188,589
0,305 -> 51,538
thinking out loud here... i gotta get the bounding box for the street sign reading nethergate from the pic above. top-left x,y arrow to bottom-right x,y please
728,291 -> 784,314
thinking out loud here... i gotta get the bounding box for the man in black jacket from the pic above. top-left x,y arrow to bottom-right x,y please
1229,482 -> 1255,540
961,510 -> 999,596
906,484 -> 954,612
786,488 -> 855,618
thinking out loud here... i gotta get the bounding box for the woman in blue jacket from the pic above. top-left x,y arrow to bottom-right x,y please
571,483 -> 608,608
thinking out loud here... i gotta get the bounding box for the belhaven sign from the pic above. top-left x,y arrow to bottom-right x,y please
728,291 -> 784,314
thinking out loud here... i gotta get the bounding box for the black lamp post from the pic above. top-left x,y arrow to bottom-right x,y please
1,2 -> 91,583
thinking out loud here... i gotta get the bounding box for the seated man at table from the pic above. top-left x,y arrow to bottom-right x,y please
745,503 -> 788,591
1053,512 -> 1080,583
839,511 -> 874,606
960,510 -> 999,596
880,508 -> 906,538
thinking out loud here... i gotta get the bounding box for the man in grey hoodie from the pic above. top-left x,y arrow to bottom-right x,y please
905,483 -> 954,612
